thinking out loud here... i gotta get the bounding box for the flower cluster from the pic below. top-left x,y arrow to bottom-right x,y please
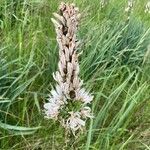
44,2 -> 93,134
125,0 -> 134,13
100,0 -> 109,9
145,1 -> 150,13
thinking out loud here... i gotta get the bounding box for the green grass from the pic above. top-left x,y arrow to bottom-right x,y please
0,0 -> 150,149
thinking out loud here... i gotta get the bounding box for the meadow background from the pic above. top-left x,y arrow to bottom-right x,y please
0,0 -> 150,149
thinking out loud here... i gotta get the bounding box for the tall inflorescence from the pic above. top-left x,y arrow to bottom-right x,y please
44,2 -> 93,134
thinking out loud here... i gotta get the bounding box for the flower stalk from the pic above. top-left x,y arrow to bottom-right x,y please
44,2 -> 93,134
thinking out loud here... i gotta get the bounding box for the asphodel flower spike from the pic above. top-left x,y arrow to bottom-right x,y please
44,2 -> 93,134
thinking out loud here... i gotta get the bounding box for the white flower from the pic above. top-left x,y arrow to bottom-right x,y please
44,100 -> 60,119
50,85 -> 65,104
66,112 -> 85,132
80,107 -> 94,118
125,0 -> 134,12
145,2 -> 150,13
44,85 -> 66,119
125,7 -> 130,12
76,88 -> 93,104
100,0 -> 108,8
128,1 -> 133,7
